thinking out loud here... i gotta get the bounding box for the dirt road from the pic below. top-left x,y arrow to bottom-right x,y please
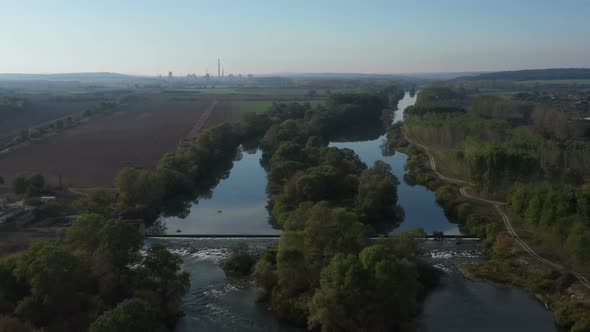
403,131 -> 590,290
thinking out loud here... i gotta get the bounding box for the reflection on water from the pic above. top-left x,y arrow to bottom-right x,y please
161,92 -> 555,332
164,150 -> 279,235
420,273 -> 557,332
330,92 -> 460,235
165,92 -> 458,236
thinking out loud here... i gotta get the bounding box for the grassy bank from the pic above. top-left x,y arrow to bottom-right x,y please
400,135 -> 590,332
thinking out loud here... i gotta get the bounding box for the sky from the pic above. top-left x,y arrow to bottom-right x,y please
1,0 -> 589,75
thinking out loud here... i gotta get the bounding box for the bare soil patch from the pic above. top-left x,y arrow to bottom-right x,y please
0,95 -> 106,143
0,95 -> 240,187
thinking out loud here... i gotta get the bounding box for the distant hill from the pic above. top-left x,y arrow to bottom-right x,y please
461,68 -> 590,81
0,72 -> 136,81
402,72 -> 487,80
278,72 -> 486,80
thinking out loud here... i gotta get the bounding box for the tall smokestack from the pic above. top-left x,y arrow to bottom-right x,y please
218,59 -> 220,78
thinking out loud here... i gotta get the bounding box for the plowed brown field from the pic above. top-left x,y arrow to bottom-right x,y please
0,95 -> 241,187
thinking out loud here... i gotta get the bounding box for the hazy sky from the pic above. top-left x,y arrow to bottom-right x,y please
1,0 -> 589,75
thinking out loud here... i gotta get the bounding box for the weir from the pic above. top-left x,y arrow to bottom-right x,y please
145,234 -> 480,240
146,235 -> 483,258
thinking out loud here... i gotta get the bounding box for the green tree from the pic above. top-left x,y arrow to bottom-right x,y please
94,220 -> 143,305
0,257 -> 27,314
222,243 -> 256,277
308,238 -> 435,332
565,223 -> 590,264
308,254 -> 364,331
64,214 -> 108,255
271,142 -> 306,165
11,173 -> 44,197
269,231 -> 311,325
73,189 -> 119,218
0,211 -> 191,331
88,299 -> 159,332
572,318 -> 590,332
135,245 -> 190,329
14,242 -> 96,331
303,204 -> 367,274
252,245 -> 278,302
312,247 -> 419,331
524,193 -> 543,225
11,176 -> 28,195
35,201 -> 62,219
356,161 -> 400,226
115,167 -> 165,222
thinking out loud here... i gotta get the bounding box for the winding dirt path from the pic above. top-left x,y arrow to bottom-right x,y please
403,131 -> 590,290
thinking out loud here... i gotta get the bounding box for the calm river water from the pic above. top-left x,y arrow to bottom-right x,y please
159,92 -> 556,332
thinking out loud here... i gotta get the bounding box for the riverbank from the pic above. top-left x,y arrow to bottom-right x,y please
399,130 -> 590,331
164,92 -> 559,331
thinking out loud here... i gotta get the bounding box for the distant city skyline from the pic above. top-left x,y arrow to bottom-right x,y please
1,0 -> 589,75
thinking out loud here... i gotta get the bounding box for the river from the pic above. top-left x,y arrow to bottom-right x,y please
158,92 -> 556,331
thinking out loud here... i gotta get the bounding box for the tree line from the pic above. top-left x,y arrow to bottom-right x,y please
400,86 -> 590,277
509,183 -> 590,265
404,87 -> 590,194
0,214 -> 188,331
5,86 -> 441,331
248,90 -> 440,330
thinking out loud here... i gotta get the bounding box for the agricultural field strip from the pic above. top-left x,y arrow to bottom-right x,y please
0,97 -> 218,187
403,130 -> 590,290
0,103 -> 116,153
186,100 -> 218,141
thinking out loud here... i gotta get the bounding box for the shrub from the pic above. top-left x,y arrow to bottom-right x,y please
0,316 -> 36,332
222,243 -> 256,277
89,299 -> 159,332
572,318 -> 590,332
36,201 -> 62,219
435,185 -> 455,206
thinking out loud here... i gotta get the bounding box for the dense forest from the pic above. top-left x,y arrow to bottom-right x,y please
0,214 -> 188,331
509,184 -> 590,264
405,87 -> 590,193
402,85 -> 590,268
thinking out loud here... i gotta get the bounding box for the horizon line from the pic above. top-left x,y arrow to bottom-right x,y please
0,67 -> 588,78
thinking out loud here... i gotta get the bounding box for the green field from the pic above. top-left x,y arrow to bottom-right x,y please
237,99 -> 325,113
197,87 -> 241,94
516,79 -> 590,86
